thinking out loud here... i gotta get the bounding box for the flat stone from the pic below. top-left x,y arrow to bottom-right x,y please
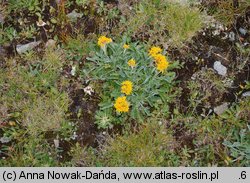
45,39 -> 56,48
229,32 -> 235,41
16,41 -> 41,54
0,136 -> 11,143
242,91 -> 250,97
239,27 -> 247,36
214,102 -> 229,115
54,139 -> 59,148
213,61 -> 227,76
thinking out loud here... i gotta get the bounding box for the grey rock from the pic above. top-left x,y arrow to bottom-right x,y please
239,27 -> 247,36
54,139 -> 59,148
0,136 -> 11,143
242,91 -> 250,97
213,61 -> 227,76
229,31 -> 235,41
214,103 -> 229,115
45,39 -> 56,48
16,41 -> 41,54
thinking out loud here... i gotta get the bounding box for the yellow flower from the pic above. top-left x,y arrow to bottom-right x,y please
121,80 -> 133,95
98,36 -> 112,47
153,54 -> 166,64
128,59 -> 136,67
154,54 -> 169,72
149,46 -> 162,57
114,96 -> 130,113
156,60 -> 169,72
123,44 -> 130,49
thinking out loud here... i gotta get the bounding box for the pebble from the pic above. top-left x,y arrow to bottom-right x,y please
229,32 -> 235,41
54,139 -> 59,148
214,103 -> 229,115
16,41 -> 41,54
0,137 -> 11,143
71,66 -> 76,76
242,91 -> 250,97
213,61 -> 227,76
45,39 -> 56,48
239,27 -> 247,36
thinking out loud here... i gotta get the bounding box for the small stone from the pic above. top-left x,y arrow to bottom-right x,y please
214,103 -> 229,115
71,66 -> 76,76
242,91 -> 250,97
16,41 -> 41,54
213,61 -> 227,76
45,39 -> 56,48
228,32 -> 235,41
0,137 -> 11,143
54,139 -> 59,148
239,27 -> 247,36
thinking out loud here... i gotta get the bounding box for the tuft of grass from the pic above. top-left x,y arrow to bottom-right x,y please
212,0 -> 250,25
116,0 -> 204,46
0,48 -> 74,166
73,122 -> 180,167
0,134 -> 59,167
22,92 -> 70,135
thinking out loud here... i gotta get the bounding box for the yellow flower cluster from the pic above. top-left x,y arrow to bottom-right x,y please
121,80 -> 133,95
128,59 -> 136,67
154,54 -> 169,72
148,46 -> 163,57
114,80 -> 133,112
123,44 -> 130,49
98,36 -> 112,47
149,46 -> 169,73
114,96 -> 130,113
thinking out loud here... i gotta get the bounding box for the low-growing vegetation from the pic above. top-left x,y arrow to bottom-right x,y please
0,0 -> 249,167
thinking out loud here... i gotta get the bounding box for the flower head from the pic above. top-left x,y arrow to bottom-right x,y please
123,44 -> 130,49
154,54 -> 169,72
154,54 -> 166,64
121,80 -> 133,95
98,36 -> 112,47
149,46 -> 162,57
114,96 -> 130,113
128,59 -> 136,67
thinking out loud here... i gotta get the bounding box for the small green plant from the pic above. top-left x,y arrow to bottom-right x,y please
223,126 -> 250,166
7,0 -> 41,14
83,36 -> 179,129
187,68 -> 228,112
76,0 -> 89,6
0,25 -> 18,44
0,133 -> 59,167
